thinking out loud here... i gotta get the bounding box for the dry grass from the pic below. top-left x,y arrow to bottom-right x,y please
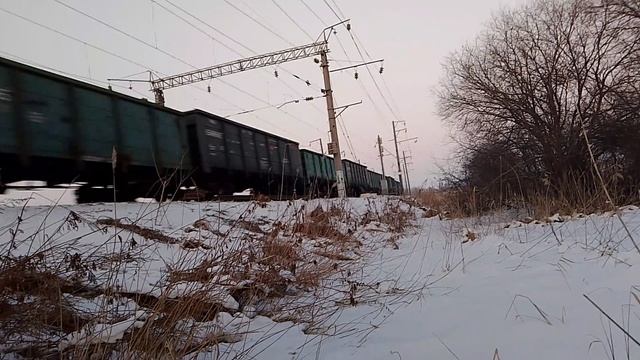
415,181 -> 634,220
0,197 -> 419,358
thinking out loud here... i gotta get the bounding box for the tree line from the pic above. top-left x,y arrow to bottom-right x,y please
438,0 -> 640,211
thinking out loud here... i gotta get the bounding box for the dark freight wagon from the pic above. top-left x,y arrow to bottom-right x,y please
180,110 -> 302,198
300,149 -> 335,197
0,56 -> 190,201
343,159 -> 368,196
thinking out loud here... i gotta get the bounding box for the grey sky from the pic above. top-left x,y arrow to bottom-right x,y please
0,0 -> 527,186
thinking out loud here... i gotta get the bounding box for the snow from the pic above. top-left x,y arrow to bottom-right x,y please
232,188 -> 254,196
60,310 -> 148,350
1,195 -> 639,359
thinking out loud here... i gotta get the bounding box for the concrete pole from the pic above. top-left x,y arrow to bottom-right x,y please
377,135 -> 388,194
392,121 -> 404,195
320,51 -> 346,198
403,150 -> 411,196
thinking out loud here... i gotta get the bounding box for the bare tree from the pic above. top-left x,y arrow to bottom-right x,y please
438,0 -> 640,206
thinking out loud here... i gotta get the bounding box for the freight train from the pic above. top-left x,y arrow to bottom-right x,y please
0,56 -> 401,201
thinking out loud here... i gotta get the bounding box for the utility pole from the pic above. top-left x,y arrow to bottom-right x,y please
403,150 -> 412,196
392,121 -> 405,195
320,50 -> 346,198
377,135 -> 388,194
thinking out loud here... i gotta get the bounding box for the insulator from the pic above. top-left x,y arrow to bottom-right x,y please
207,85 -> 211,93
354,71 -> 359,80
274,70 -> 279,78
346,23 -> 351,31
305,80 -> 311,86
304,97 -> 313,101
108,84 -> 113,91
128,82 -> 132,90
333,29 -> 337,35
379,66 -> 384,74
314,58 -> 320,64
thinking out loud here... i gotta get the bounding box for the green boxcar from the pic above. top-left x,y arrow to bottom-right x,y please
154,109 -> 187,169
0,64 -> 16,154
20,71 -> 73,159
0,56 -> 189,191
76,87 -> 116,162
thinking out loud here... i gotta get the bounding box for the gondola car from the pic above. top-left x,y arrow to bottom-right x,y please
299,149 -> 335,197
0,56 -> 190,202
180,110 -> 302,199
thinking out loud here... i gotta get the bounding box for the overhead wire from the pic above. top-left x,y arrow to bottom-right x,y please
298,0 -> 387,132
1,3 -> 294,136
298,1 -> 392,163
156,0 -> 323,105
299,0 -> 328,26
322,0 -> 343,23
152,0 -> 327,130
0,6 -> 151,72
0,49 -> 148,98
271,0 -> 314,41
232,0 -> 322,91
337,115 -> 358,162
223,0 -> 296,47
322,1 -> 405,123
296,0 -> 366,159
49,0 -> 321,134
328,0 -> 346,19
323,1 -> 412,174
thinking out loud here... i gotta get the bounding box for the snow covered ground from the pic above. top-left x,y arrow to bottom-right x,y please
0,193 -> 639,359
241,208 -> 640,359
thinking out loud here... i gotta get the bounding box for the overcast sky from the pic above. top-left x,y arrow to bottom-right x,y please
0,0 -> 528,186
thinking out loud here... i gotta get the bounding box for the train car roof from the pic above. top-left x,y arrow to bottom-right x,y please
0,56 -> 183,115
300,148 -> 375,172
299,148 -> 332,157
342,158 -> 366,167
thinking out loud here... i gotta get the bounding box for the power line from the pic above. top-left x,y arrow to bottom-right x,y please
297,0 -> 388,167
328,0 -> 346,19
299,0 -> 328,26
153,0 -> 326,126
0,6 -> 151,71
0,50 -> 148,97
321,0 -> 404,123
1,4 -> 297,137
322,0 -> 342,22
298,0 -> 387,129
337,115 -> 358,162
152,2 -> 324,131
52,0 -> 195,73
223,0 -> 295,47
271,0 -> 314,41
348,30 -> 403,122
50,0 -> 321,133
157,0 -> 322,99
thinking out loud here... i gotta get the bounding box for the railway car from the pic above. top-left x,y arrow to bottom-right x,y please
366,169 -> 384,194
299,149 -> 335,197
342,159 -> 368,196
386,176 -> 401,195
180,110 -> 302,198
0,56 -> 190,202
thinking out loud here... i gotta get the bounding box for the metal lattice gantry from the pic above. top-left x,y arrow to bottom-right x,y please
150,41 -> 329,103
